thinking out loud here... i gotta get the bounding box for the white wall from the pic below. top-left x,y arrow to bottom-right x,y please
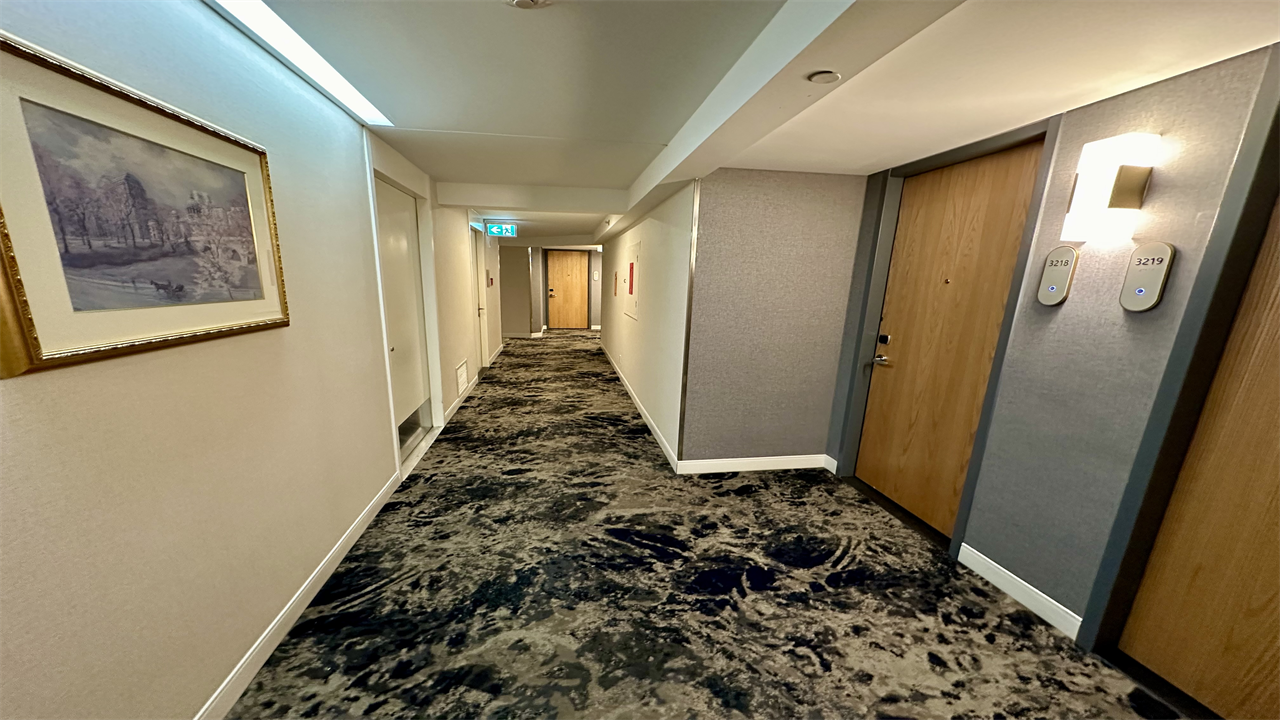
432,206 -> 483,414
601,183 -> 696,468
0,2 -> 396,718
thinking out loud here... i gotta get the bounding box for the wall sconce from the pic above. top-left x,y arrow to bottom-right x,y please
1061,132 -> 1162,245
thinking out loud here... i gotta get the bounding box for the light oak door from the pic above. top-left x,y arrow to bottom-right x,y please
1118,199 -> 1280,720
547,250 -> 588,329
856,141 -> 1042,534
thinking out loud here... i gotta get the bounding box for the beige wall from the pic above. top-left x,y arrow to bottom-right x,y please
432,207 -> 483,414
0,2 -> 397,718
600,183 -> 696,467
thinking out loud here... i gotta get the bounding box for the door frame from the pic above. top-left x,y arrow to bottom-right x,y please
471,228 -> 491,367
826,117 -> 1060,550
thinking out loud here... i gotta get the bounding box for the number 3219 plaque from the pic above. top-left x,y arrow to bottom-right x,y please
1121,242 -> 1175,312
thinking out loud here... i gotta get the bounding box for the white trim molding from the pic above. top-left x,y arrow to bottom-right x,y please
676,454 -> 830,475
957,543 -> 1082,639
195,470 -> 406,720
603,347 -> 679,473
487,343 -> 504,366
445,374 -> 479,424
822,455 -> 839,474
590,325 -> 601,330
502,332 -> 542,340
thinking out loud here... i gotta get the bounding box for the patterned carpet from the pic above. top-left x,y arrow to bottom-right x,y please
230,330 -> 1161,720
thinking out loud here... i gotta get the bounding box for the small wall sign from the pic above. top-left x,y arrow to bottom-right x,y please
1121,242 -> 1175,312
1037,246 -> 1078,306
486,223 -> 517,237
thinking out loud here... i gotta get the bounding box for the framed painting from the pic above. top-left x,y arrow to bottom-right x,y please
0,35 -> 288,378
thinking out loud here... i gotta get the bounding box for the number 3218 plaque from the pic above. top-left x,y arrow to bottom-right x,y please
1037,246 -> 1078,306
1121,242 -> 1175,312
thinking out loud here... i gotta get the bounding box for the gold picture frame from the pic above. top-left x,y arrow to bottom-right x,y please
0,35 -> 288,378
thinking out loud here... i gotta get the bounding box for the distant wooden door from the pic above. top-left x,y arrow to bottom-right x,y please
1118,199 -> 1280,720
856,141 -> 1042,534
547,250 -> 588,329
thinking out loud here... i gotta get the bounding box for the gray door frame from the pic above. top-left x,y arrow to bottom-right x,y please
825,117 -> 1061,559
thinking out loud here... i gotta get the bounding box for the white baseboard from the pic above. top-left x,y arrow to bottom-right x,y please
602,347 -> 679,473
957,543 -> 1081,639
675,454 -> 831,475
195,470 -> 406,720
444,375 -> 479,424
590,325 -> 601,330
531,331 -> 544,339
502,332 -> 541,339
487,343 -> 503,366
822,455 -> 839,473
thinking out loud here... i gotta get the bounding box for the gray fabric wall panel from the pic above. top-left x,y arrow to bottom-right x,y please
499,246 -> 534,336
962,49 -> 1272,614
682,169 -> 865,460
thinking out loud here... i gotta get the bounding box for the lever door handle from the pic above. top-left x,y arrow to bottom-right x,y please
872,354 -> 890,366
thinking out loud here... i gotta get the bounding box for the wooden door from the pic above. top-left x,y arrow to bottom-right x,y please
1118,199 -> 1280,720
374,179 -> 428,425
856,141 -> 1042,534
547,250 -> 588,329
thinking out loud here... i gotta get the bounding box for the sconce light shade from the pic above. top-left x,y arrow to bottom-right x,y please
1062,133 -> 1162,245
1108,165 -> 1153,209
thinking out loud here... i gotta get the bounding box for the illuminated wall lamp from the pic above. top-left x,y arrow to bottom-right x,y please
1061,133 -> 1161,245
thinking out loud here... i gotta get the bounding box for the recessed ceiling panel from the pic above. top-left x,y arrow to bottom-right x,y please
266,0 -> 783,144
373,127 -> 662,188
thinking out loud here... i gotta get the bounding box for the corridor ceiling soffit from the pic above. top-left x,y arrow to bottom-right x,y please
597,0 -> 959,243
436,183 -> 628,215
470,210 -> 606,239
264,0 -> 784,187
730,0 -> 1280,175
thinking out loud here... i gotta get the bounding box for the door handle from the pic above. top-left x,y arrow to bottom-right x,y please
872,354 -> 890,366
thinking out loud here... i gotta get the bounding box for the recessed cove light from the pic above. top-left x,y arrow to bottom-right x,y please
806,70 -> 841,85
208,0 -> 392,127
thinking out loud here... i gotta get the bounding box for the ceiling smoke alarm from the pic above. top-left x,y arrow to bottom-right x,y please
806,70 -> 842,85
507,0 -> 550,8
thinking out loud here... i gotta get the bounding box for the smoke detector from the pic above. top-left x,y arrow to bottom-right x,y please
507,0 -> 550,8
806,70 -> 841,85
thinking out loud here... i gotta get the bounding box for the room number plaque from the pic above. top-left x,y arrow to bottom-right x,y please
1120,242 -> 1174,312
1037,246 -> 1078,306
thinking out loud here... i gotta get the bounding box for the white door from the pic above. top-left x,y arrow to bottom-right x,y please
472,229 -> 491,366
375,179 -> 428,425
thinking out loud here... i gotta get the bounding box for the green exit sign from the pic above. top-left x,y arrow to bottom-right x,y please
486,223 -> 517,237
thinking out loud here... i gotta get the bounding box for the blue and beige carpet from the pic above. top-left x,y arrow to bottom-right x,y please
230,331 -> 1159,719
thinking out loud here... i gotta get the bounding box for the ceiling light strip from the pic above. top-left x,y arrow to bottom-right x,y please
207,0 -> 392,126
